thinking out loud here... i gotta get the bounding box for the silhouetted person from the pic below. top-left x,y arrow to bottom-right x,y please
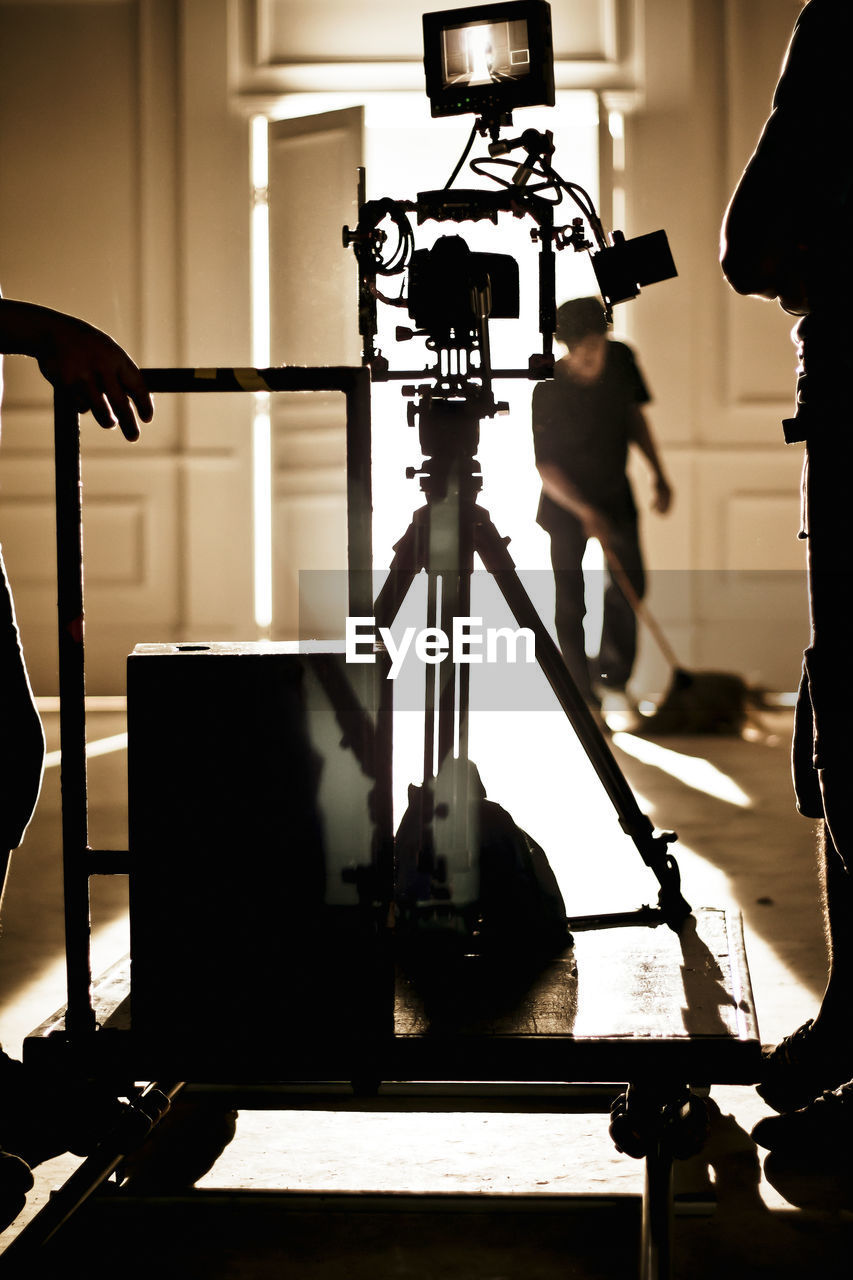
0,295 -> 153,1226
721,0 -> 853,1155
531,296 -> 673,710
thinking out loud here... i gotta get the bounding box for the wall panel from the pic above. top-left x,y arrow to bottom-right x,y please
237,0 -> 637,95
253,0 -> 624,62
272,487 -> 348,639
621,0 -> 810,694
0,0 -> 258,689
722,0 -> 805,414
0,0 -> 190,693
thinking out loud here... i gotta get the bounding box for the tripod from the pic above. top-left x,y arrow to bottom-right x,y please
374,387 -> 691,937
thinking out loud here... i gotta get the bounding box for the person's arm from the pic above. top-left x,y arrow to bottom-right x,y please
0,299 -> 153,441
535,461 -> 613,543
532,381 -> 613,541
627,404 -> 673,514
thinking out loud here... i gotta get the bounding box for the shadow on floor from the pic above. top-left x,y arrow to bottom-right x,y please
28,1188 -> 853,1280
18,1100 -> 853,1280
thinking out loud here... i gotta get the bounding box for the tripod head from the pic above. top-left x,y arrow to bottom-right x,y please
404,391 -> 486,506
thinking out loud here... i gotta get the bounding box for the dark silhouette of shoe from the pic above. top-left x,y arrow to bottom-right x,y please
0,1048 -> 127,1168
752,1078 -> 853,1153
117,1096 -> 238,1192
0,1149 -> 34,1233
756,1019 -> 852,1114
763,1146 -> 853,1211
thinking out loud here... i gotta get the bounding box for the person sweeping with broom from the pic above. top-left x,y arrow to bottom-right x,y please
531,296 -> 674,719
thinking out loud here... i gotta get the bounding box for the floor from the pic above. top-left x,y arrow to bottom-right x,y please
1,693 -> 851,1277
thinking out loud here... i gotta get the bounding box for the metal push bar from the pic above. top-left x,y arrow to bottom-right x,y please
53,365 -> 373,1042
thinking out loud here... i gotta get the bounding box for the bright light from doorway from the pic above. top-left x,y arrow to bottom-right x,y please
612,731 -> 752,808
252,92 -> 601,627
361,91 -> 602,573
252,405 -> 273,630
465,26 -> 494,84
251,114 -> 273,631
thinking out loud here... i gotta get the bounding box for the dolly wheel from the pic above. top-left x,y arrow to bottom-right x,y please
609,1084 -> 710,1160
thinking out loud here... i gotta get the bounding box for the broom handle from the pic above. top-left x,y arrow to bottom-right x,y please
601,542 -> 682,671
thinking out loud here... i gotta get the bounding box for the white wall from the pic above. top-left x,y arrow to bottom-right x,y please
0,0 -> 810,694
0,0 -> 253,692
623,0 -> 808,695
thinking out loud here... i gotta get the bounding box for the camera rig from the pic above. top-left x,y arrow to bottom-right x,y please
344,1 -> 675,392
341,0 -> 687,948
343,162 -> 676,397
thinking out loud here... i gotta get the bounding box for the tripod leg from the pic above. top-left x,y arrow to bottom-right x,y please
474,514 -> 690,928
373,521 -> 422,632
380,499 -> 481,924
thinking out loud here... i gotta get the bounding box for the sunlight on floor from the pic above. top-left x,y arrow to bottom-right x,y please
5,706 -> 820,1062
612,732 -> 752,809
195,707 -> 816,1210
0,704 -> 831,1226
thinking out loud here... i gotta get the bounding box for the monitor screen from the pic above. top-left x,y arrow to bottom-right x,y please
423,2 -> 554,119
440,18 -> 532,91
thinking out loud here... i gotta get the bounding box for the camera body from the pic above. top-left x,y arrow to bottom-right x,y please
408,236 -> 519,339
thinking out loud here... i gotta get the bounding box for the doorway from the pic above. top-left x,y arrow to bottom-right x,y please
257,91 -> 602,637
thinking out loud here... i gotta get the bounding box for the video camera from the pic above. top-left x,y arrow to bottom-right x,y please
343,0 -> 676,399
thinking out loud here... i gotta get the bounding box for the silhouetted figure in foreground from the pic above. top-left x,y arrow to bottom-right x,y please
531,296 -> 673,709
0,296 -> 153,1227
721,0 -> 853,1155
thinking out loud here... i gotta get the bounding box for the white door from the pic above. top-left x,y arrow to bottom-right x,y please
267,107 -> 365,639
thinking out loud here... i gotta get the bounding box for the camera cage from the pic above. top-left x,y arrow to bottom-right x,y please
343,2 -> 676,399
344,170 -> 676,405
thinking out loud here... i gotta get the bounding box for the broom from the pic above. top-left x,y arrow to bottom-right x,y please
601,544 -> 754,735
